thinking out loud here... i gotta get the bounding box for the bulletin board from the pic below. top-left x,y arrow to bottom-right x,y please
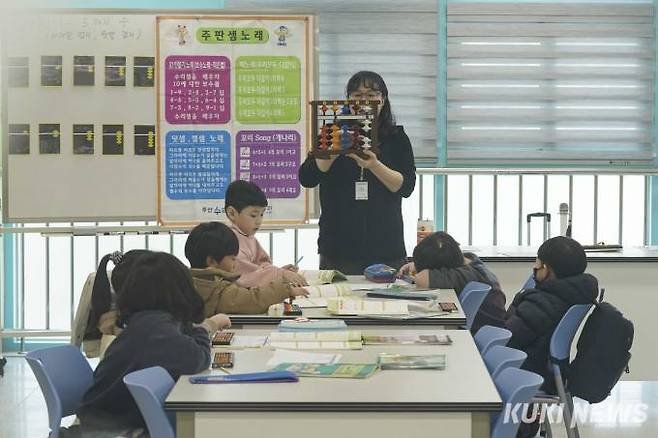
1,11 -> 313,225
1,11 -> 158,222
157,15 -> 313,225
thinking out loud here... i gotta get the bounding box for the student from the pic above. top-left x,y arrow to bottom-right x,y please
185,221 -> 309,315
76,251 -> 230,437
298,71 -> 416,274
506,237 -> 598,384
399,231 -> 507,333
224,180 -> 308,287
85,250 -> 150,341
506,237 -> 598,438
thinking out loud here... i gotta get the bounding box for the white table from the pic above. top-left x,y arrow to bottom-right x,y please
229,276 -> 467,328
166,330 -> 501,438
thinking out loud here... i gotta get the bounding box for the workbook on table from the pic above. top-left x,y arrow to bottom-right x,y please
271,362 -> 379,379
300,270 -> 348,285
378,353 -> 447,370
268,331 -> 363,350
326,297 -> 409,316
362,334 -> 452,345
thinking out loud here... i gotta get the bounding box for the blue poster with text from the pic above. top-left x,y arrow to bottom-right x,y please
165,130 -> 231,200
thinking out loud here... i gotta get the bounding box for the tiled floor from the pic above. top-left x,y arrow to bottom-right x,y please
1,355 -> 657,438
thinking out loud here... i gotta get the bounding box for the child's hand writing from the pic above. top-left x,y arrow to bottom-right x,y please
281,264 -> 299,272
282,269 -> 308,286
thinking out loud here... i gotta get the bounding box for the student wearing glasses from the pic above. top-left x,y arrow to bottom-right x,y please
299,71 -> 416,274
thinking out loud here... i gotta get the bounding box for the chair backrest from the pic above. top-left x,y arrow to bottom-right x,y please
459,281 -> 491,330
25,345 -> 94,437
491,368 -> 544,438
484,345 -> 528,380
123,366 -> 176,438
550,304 -> 592,362
474,325 -> 512,355
521,274 -> 535,291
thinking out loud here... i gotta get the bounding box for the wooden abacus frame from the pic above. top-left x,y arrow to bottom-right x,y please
309,99 -> 380,158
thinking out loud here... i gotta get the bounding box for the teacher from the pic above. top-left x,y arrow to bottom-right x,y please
299,71 -> 416,275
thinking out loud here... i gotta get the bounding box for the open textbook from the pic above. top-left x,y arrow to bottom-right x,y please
300,270 -> 348,285
326,297 -> 409,316
268,331 -> 363,350
303,283 -> 354,298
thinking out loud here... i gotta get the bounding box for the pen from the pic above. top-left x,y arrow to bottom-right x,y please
294,255 -> 304,266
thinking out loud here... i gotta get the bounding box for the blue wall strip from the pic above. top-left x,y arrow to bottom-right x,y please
434,0 -> 448,230
2,0 -> 224,8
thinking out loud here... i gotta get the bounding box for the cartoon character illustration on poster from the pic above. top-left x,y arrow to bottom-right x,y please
274,25 -> 290,46
176,25 -> 190,46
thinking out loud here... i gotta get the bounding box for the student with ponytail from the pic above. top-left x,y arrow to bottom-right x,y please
83,250 -> 150,343
76,251 -> 230,436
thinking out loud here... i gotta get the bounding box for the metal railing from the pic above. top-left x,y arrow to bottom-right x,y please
1,168 -> 656,352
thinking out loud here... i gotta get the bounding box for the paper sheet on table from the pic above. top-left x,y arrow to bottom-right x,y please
215,335 -> 268,349
266,349 -> 342,367
295,297 -> 328,308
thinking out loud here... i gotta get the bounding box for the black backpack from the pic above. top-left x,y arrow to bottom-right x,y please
567,289 -> 634,403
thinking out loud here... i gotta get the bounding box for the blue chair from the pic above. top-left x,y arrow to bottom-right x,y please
25,345 -> 93,438
474,325 -> 512,355
459,281 -> 491,330
521,274 -> 535,290
548,304 -> 592,438
123,366 -> 176,438
531,304 -> 592,438
483,345 -> 527,379
491,368 -> 544,438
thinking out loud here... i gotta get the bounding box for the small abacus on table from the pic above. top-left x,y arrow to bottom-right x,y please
309,99 -> 379,158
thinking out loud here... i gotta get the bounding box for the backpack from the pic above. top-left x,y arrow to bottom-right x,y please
567,289 -> 634,403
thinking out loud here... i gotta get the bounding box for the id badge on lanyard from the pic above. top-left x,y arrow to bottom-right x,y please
355,166 -> 368,201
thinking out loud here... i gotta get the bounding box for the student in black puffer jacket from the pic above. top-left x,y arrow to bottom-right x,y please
507,236 -> 598,438
398,231 -> 507,334
505,236 -> 598,389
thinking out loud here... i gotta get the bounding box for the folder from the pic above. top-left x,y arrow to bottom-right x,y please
189,371 -> 299,384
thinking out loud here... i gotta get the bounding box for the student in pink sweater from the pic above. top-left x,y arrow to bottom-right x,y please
225,180 -> 307,288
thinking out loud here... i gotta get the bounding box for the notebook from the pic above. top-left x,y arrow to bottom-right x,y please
362,334 -> 452,345
189,371 -> 298,384
300,270 -> 348,285
378,353 -> 447,370
271,363 -> 378,379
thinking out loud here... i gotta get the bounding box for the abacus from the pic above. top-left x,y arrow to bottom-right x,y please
309,99 -> 380,157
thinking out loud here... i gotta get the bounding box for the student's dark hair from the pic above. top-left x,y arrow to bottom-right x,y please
413,231 -> 464,272
117,251 -> 204,325
184,221 -> 240,269
224,180 -> 268,213
346,71 -> 395,136
537,236 -> 587,279
86,250 -> 150,340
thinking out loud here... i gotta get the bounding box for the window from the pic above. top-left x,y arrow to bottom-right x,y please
446,2 -> 655,166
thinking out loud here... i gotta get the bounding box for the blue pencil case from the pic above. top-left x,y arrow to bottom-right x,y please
189,371 -> 299,384
364,264 -> 398,283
